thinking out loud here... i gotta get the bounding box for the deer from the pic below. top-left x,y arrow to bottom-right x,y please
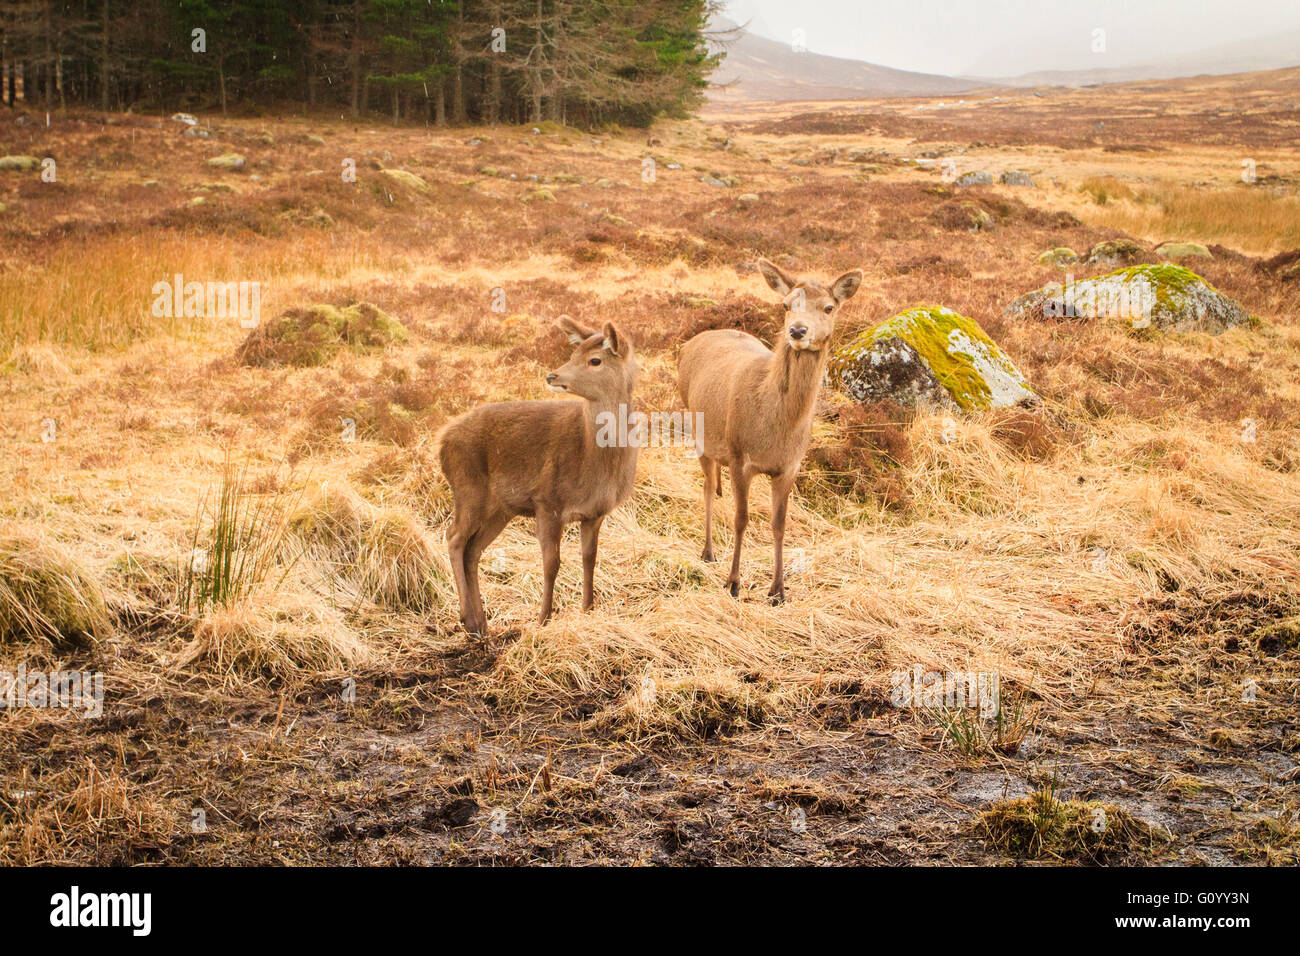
677,258 -> 862,604
437,316 -> 639,637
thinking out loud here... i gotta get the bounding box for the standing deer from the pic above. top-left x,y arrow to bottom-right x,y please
438,316 -> 638,636
677,258 -> 862,603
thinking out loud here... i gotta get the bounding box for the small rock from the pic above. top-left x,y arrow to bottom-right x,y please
170,112 -> 198,126
207,153 -> 246,170
1086,238 -> 1149,267
1036,247 -> 1077,267
523,187 -> 555,203
1000,170 -> 1036,187
737,193 -> 759,203
1154,240 -> 1212,261
957,171 -> 993,187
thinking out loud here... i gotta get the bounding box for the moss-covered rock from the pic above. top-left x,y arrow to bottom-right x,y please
1003,263 -> 1250,334
235,302 -> 407,367
523,187 -> 555,203
381,168 -> 428,190
0,155 -> 41,172
207,153 -> 246,170
1036,247 -> 1077,267
829,305 -> 1036,412
1086,238 -> 1150,267
1155,240 -> 1212,261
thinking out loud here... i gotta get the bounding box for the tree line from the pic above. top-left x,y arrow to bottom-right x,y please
0,1 -> 723,127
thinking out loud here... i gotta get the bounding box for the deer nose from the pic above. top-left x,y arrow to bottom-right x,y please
789,324 -> 808,340
546,373 -> 558,384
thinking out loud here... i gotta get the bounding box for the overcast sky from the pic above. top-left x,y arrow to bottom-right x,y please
721,0 -> 1300,76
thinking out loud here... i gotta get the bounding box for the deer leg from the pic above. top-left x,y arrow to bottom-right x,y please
726,464 -> 754,598
579,515 -> 604,611
463,509 -> 511,637
447,503 -> 481,634
700,455 -> 717,562
768,470 -> 796,606
537,511 -> 562,625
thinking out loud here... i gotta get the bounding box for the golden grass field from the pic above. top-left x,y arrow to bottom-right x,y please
1,67 -> 1298,865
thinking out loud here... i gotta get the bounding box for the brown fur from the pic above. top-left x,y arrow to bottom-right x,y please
438,316 -> 638,635
677,258 -> 862,603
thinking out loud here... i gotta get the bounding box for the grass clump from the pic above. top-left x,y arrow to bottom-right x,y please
179,463 -> 297,614
177,591 -> 370,685
0,533 -> 110,654
977,775 -> 1167,863
289,483 -> 446,612
235,302 -> 407,367
932,693 -> 1036,758
591,673 -> 772,743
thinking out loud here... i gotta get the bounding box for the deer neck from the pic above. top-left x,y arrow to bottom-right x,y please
581,390 -> 638,470
765,338 -> 827,430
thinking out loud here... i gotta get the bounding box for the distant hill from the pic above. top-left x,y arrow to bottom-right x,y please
976,27 -> 1300,87
706,17 -> 982,101
708,16 -> 1300,102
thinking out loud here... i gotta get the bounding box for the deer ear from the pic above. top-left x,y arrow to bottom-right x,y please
556,314 -> 595,345
602,322 -> 630,357
831,269 -> 863,304
757,257 -> 797,297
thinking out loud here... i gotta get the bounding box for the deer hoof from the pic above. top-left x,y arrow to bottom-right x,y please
701,549 -> 716,563
768,589 -> 785,606
727,580 -> 739,598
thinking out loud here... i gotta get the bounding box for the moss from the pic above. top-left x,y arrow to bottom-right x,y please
1254,616 -> 1300,653
977,788 -> 1167,862
0,155 -> 41,172
381,168 -> 428,190
236,302 -> 407,367
1105,262 -> 1217,314
831,305 -> 1027,411
207,153 -> 246,170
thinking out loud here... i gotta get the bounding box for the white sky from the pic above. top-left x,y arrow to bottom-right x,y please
722,0 -> 1300,76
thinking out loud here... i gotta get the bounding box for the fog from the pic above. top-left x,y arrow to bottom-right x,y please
721,0 -> 1300,77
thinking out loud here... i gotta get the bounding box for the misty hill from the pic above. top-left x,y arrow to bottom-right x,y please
979,27 -> 1300,87
707,17 -> 982,101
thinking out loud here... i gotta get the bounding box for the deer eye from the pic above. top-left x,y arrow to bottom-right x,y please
588,356 -> 602,367
824,305 -> 834,314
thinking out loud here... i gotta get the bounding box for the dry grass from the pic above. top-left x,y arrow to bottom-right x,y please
1083,179 -> 1300,253
177,591 -> 371,685
1,83 -> 1298,863
0,531 -> 110,656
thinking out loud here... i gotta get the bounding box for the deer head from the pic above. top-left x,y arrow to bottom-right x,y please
546,315 -> 637,403
757,258 -> 863,352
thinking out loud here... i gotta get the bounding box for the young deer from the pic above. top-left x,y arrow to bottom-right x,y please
677,258 -> 861,604
438,316 -> 638,636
